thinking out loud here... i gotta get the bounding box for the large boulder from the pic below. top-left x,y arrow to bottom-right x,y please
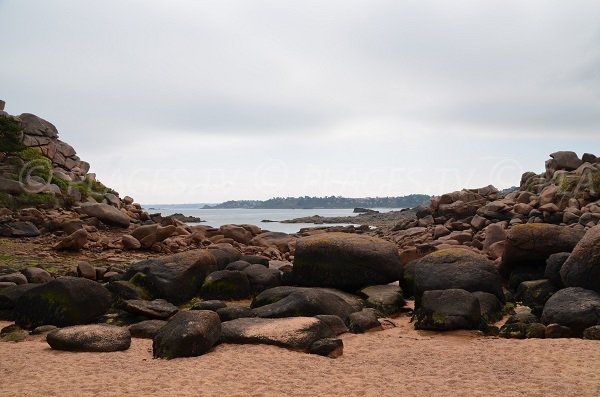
541,287 -> 600,336
411,248 -> 503,303
153,310 -> 221,359
560,225 -> 600,293
550,151 -> 583,171
414,289 -> 482,331
80,203 -> 130,228
0,284 -> 39,319
18,113 -> 58,138
292,233 -> 402,290
15,277 -> 111,329
251,286 -> 362,322
221,317 -> 334,351
199,270 -> 251,300
501,224 -> 584,277
47,324 -> 131,352
545,252 -> 570,288
124,249 -> 217,305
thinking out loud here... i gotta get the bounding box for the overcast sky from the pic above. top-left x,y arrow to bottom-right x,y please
1,0 -> 599,203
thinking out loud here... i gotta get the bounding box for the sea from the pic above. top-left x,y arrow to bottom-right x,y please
143,206 -> 403,234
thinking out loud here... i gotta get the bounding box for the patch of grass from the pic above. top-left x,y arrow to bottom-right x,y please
51,176 -> 69,192
0,115 -> 25,153
15,192 -> 58,208
16,148 -> 52,181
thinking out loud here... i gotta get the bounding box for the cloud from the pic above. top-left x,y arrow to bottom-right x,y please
0,0 -> 599,202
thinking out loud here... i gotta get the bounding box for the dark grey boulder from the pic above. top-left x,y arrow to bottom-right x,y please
0,221 -> 40,237
348,308 -> 382,333
242,264 -> 281,293
224,260 -> 251,271
129,320 -> 167,339
15,277 -> 111,329
412,248 -> 503,303
153,310 -> 221,359
414,289 -> 481,331
515,279 -> 558,316
560,225 -> 600,293
545,252 -> 570,288
200,270 -> 251,300
472,291 -> 503,323
216,305 -> 256,322
221,317 -> 334,351
359,285 -> 405,316
541,287 -> 600,336
125,250 -> 217,305
191,300 -> 227,311
545,323 -> 572,338
47,325 -> 131,352
583,325 -> 600,340
0,285 -> 40,319
251,287 -> 361,322
309,338 -> 343,358
106,280 -> 151,302
123,299 -> 178,320
501,224 -> 584,277
292,232 -> 402,291
208,245 -> 242,270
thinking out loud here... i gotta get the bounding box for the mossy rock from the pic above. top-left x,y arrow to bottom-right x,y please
200,270 -> 250,300
14,277 -> 112,329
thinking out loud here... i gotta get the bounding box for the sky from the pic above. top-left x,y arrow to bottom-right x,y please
1,0 -> 599,203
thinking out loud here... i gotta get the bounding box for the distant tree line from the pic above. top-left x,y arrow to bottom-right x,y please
203,195 -> 431,209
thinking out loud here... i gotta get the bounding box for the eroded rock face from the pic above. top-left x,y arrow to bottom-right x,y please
153,311 -> 221,359
220,317 -> 334,351
15,277 -> 111,329
560,225 -> 600,293
47,324 -> 131,352
292,233 -> 402,291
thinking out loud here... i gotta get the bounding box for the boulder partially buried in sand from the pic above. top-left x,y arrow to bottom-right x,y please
47,324 -> 131,352
153,311 -> 221,359
292,232 -> 402,291
414,289 -> 482,331
221,317 -> 334,351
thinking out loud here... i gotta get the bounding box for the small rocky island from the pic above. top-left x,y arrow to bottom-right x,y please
0,104 -> 599,383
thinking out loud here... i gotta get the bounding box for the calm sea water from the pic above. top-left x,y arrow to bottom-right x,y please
143,206 -> 402,234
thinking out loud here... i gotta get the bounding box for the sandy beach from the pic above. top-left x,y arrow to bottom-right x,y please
1,317 -> 598,397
